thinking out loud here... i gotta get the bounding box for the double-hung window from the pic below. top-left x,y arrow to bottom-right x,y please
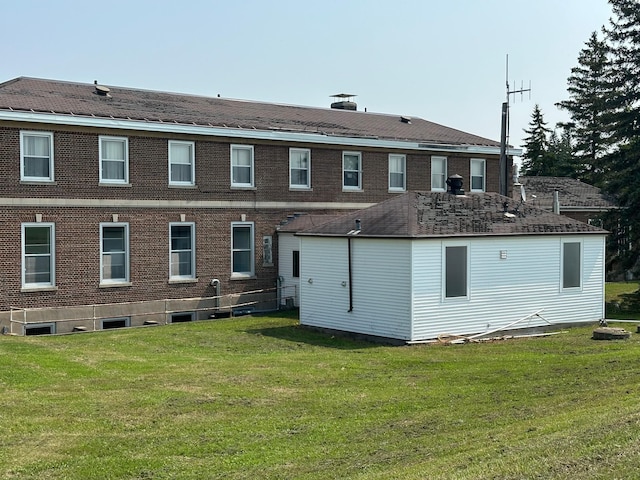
22,223 -> 55,288
170,223 -> 196,280
169,141 -> 195,186
343,152 -> 362,191
231,222 -> 254,277
470,158 -> 486,192
289,148 -> 311,189
99,136 -> 129,184
20,131 -> 54,182
100,223 -> 129,285
444,244 -> 468,299
431,156 -> 447,191
562,240 -> 582,289
388,154 -> 406,191
231,145 -> 254,187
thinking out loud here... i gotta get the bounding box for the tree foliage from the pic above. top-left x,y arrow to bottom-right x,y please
520,104 -> 553,176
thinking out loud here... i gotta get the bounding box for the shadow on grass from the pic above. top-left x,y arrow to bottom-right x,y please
245,323 -> 382,350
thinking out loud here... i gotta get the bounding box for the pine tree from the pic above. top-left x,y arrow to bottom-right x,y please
520,104 -> 553,176
546,126 -> 577,177
556,31 -> 614,186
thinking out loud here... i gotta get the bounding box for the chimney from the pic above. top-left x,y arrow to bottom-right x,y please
446,174 -> 465,195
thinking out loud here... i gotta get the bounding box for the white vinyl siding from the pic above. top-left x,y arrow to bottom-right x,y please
231,145 -> 254,187
470,158 -> 486,192
388,154 -> 406,192
231,222 -> 254,277
342,152 -> 362,191
289,148 -> 311,189
20,131 -> 54,182
99,136 -> 129,184
168,140 -> 195,186
170,223 -> 196,280
431,156 -> 446,191
22,223 -> 55,288
100,223 -> 129,285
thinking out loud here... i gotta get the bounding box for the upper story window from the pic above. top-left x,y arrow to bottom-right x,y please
100,223 -> 129,285
470,158 -> 486,192
231,145 -> 254,188
289,148 -> 311,189
343,152 -> 362,191
168,140 -> 195,186
562,240 -> 582,289
99,136 -> 129,184
20,131 -> 54,182
22,223 -> 55,289
431,156 -> 447,191
231,222 -> 254,278
170,223 -> 196,280
388,154 -> 406,192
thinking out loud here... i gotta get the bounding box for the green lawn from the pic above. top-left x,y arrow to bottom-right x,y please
1,310 -> 640,479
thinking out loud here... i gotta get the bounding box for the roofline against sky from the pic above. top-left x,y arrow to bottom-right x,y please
0,110 -> 522,156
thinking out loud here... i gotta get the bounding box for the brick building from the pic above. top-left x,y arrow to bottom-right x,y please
0,77 -> 515,334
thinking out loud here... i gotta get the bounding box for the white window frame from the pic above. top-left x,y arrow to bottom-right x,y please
442,242 -> 470,300
561,239 -> 582,290
388,154 -> 406,192
20,131 -> 54,182
100,222 -> 130,285
231,222 -> 255,278
21,222 -> 55,289
168,140 -> 195,186
231,145 -> 255,188
470,158 -> 486,193
169,222 -> 196,281
289,148 -> 311,189
99,136 -> 129,184
431,156 -> 447,191
342,151 -> 362,191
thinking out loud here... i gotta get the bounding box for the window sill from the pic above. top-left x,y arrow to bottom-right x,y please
169,184 -> 197,189
169,278 -> 198,284
20,180 -> 56,185
289,186 -> 313,192
388,189 -> 406,194
99,182 -> 132,187
230,274 -> 257,281
342,188 -> 363,192
99,282 -> 132,289
21,285 -> 58,293
231,186 -> 257,190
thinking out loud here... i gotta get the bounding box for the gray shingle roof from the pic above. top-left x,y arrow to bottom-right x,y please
296,191 -> 607,238
0,77 -> 500,147
519,176 -> 616,210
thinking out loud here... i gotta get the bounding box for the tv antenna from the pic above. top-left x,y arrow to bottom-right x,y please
499,54 -> 531,196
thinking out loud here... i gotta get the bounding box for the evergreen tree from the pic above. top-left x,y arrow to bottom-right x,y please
556,31 -> 614,186
520,104 -> 553,176
546,126 -> 577,177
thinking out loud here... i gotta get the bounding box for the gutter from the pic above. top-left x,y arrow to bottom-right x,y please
0,110 -> 521,156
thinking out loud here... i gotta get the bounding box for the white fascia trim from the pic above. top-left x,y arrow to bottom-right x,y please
0,110 -> 517,156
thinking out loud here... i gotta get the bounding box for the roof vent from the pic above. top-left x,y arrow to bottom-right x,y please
330,93 -> 357,111
446,174 -> 465,195
400,116 -> 412,124
94,80 -> 111,97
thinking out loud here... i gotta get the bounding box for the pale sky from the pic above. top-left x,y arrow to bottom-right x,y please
1,0 -> 613,161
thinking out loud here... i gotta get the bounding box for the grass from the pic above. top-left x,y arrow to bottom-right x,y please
605,281 -> 640,319
1,311 -> 640,479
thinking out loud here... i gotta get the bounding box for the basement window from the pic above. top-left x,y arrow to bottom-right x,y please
170,312 -> 195,323
25,323 -> 56,336
101,317 -> 130,329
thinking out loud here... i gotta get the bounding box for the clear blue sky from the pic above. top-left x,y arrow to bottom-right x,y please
1,0 -> 613,163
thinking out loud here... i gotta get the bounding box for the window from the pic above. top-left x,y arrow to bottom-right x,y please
444,245 -> 468,299
170,223 -> 195,280
169,140 -> 195,185
100,223 -> 129,284
20,131 -> 54,182
101,317 -> 130,329
25,323 -> 56,336
431,156 -> 447,191
470,158 -> 486,192
388,154 -> 406,191
562,241 -> 582,289
290,148 -> 311,189
99,136 -> 129,184
343,152 -> 362,190
231,222 -> 254,277
292,250 -> 300,278
170,312 -> 195,323
22,223 -> 55,288
231,145 -> 254,187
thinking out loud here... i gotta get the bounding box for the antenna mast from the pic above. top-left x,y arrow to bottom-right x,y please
499,54 -> 531,196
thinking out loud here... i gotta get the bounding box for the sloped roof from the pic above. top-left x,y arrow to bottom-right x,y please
296,191 -> 607,238
277,214 -> 345,233
0,77 -> 500,147
519,176 -> 616,210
